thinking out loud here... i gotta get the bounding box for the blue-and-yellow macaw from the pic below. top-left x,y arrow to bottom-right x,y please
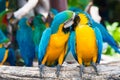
69,13 -> 103,77
69,7 -> 120,53
38,10 -> 78,78
16,17 -> 35,67
32,14 -> 46,57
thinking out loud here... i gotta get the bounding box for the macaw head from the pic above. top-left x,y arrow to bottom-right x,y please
50,10 -> 79,34
69,7 -> 92,26
33,14 -> 46,27
18,17 -> 29,29
0,10 -> 10,26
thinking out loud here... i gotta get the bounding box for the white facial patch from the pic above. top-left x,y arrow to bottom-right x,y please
64,12 -> 75,28
64,21 -> 74,28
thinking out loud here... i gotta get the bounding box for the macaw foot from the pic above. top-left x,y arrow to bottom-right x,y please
56,64 -> 61,77
39,64 -> 45,79
91,62 -> 99,75
78,65 -> 84,78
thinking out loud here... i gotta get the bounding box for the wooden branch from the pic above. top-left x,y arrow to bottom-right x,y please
0,60 -> 120,80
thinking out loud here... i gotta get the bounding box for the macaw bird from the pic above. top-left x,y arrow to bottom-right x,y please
0,47 -> 16,66
32,14 -> 46,57
38,10 -> 78,78
16,17 -> 35,67
69,13 -> 103,77
69,7 -> 120,53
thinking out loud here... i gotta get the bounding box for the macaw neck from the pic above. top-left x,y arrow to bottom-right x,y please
78,13 -> 89,25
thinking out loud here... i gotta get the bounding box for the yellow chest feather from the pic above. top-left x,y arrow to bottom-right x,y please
45,24 -> 70,64
75,25 -> 98,65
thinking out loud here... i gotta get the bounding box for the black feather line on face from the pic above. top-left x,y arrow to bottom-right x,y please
71,15 -> 80,31
62,27 -> 70,34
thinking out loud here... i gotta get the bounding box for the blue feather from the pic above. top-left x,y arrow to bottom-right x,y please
92,20 -> 120,53
0,29 -> 9,43
38,28 -> 51,64
69,31 -> 78,61
0,0 -> 5,13
0,48 -> 6,62
51,10 -> 74,34
6,48 -> 16,66
50,8 -> 58,15
93,27 -> 103,63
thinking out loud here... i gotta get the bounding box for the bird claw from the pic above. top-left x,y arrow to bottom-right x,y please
78,65 -> 84,78
39,64 -> 45,79
56,65 -> 61,77
91,62 -> 99,76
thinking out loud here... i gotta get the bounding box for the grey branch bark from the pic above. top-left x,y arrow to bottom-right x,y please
0,61 -> 120,80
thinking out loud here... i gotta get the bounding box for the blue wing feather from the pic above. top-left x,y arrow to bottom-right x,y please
69,31 -> 78,61
6,48 -> 16,66
38,28 -> 51,64
0,48 -> 6,62
93,27 -> 103,63
92,20 -> 120,53
64,35 -> 71,61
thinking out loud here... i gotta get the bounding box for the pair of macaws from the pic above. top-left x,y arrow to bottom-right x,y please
38,9 -> 120,78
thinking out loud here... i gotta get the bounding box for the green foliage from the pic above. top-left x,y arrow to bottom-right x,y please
67,0 -> 89,10
104,21 -> 120,55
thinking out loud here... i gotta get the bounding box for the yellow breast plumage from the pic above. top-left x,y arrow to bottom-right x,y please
75,24 -> 98,66
41,24 -> 70,66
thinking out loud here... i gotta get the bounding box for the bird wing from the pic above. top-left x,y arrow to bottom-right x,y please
38,28 -> 51,64
92,21 -> 120,53
93,27 -> 103,63
69,31 -> 78,61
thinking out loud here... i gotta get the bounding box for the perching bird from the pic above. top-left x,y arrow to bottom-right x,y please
0,47 -> 16,66
38,10 -> 78,78
69,7 -> 120,53
69,13 -> 103,77
16,17 -> 35,67
32,14 -> 46,57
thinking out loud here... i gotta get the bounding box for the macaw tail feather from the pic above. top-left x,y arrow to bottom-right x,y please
7,48 -> 16,66
92,21 -> 120,53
